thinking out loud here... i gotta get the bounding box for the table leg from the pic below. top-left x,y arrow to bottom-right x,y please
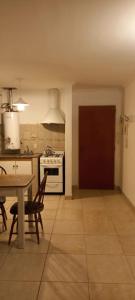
17,188 -> 25,249
28,185 -> 33,228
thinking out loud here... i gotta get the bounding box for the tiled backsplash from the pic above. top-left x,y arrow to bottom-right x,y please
0,123 -> 65,153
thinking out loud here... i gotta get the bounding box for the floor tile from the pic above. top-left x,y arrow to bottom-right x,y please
119,237 -> 135,255
112,220 -> 135,235
0,253 -> 46,281
0,241 -> 11,253
53,220 -> 84,234
73,188 -> 102,199
42,209 -> 57,220
87,255 -> 134,283
10,234 -> 50,254
0,219 -> 12,233
103,194 -> 127,206
83,210 -> 116,235
107,206 -> 135,221
0,254 -> 8,269
126,256 -> 135,279
82,197 -> 105,210
49,234 -> 85,254
39,219 -> 54,234
0,281 -> 39,300
59,199 -> 82,210
38,282 -> 89,300
85,235 -> 123,254
42,254 -> 88,282
56,208 -> 83,221
46,195 -> 60,201
0,232 -> 14,253
91,283 -> 135,300
45,199 -> 60,210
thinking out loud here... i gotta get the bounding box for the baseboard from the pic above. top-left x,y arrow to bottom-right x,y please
65,195 -> 73,200
122,192 -> 135,211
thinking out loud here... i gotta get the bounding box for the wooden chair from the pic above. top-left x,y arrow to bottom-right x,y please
0,166 -> 7,230
8,171 -> 48,244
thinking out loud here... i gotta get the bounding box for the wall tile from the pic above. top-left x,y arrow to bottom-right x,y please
20,124 -> 65,153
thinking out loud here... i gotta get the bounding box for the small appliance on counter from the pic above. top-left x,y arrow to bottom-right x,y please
40,146 -> 65,194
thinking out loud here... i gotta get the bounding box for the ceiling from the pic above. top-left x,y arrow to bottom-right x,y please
0,0 -> 135,89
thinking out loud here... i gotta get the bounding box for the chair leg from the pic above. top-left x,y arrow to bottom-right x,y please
34,213 -> 40,244
38,212 -> 44,231
2,205 -> 7,220
8,214 -> 16,245
16,219 -> 18,233
1,204 -> 7,231
4,209 -> 7,220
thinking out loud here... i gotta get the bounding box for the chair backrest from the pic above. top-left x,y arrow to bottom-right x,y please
33,171 -> 48,204
0,166 -> 7,201
0,166 -> 7,175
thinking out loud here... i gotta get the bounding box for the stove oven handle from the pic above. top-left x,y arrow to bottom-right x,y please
46,183 -> 60,187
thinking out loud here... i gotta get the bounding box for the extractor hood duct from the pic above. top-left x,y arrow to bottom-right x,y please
43,88 -> 65,124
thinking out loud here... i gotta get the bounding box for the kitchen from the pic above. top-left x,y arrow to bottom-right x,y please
0,87 -> 72,198
1,0 -> 135,299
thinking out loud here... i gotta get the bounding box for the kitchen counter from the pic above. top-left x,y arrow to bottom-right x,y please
0,153 -> 42,159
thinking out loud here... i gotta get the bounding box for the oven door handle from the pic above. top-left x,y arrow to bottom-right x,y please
46,183 -> 60,187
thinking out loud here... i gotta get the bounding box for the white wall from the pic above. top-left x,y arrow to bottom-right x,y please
18,89 -> 53,124
0,89 -> 50,124
72,88 -> 123,187
122,80 -> 135,205
61,86 -> 72,198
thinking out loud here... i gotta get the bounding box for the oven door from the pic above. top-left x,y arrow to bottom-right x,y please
40,163 -> 63,183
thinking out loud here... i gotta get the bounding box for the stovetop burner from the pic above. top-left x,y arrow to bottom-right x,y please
54,154 -> 60,157
42,150 -> 64,158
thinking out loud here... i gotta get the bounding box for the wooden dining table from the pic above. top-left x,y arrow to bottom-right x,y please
0,174 -> 34,248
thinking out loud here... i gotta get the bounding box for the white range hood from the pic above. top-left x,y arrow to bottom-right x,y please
43,88 -> 65,124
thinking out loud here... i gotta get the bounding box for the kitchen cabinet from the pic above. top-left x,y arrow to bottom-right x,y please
0,154 -> 41,198
0,160 -> 32,175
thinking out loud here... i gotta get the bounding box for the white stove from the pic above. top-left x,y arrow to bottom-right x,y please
40,151 -> 64,194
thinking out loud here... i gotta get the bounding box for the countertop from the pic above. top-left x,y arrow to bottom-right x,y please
0,153 -> 42,159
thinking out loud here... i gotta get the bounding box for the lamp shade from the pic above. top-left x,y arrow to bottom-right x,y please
13,97 -> 29,111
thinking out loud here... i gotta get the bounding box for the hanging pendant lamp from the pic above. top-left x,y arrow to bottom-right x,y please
13,78 -> 29,111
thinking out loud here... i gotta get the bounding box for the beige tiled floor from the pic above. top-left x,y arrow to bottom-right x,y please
0,191 -> 135,299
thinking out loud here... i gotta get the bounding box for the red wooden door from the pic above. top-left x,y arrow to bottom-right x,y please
79,106 -> 116,189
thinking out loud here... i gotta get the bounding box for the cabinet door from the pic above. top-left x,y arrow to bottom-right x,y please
15,160 -> 32,175
0,161 -> 15,174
